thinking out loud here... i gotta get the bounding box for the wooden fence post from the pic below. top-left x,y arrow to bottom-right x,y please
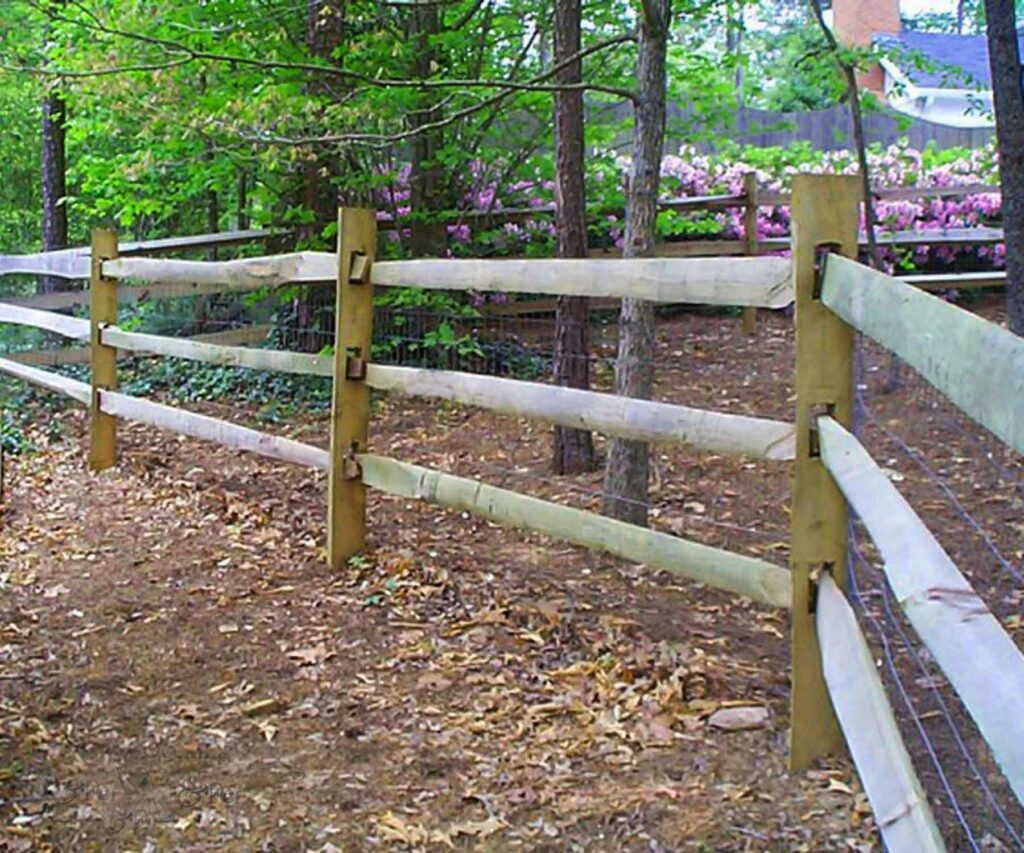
741,172 -> 759,336
88,229 -> 118,471
790,174 -> 860,771
327,207 -> 378,569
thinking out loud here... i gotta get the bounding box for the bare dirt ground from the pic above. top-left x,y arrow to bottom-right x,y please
0,305 -> 1018,851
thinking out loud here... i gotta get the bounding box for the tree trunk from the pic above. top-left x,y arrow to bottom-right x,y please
408,0 -> 448,257
552,0 -> 595,475
40,86 -> 68,294
984,0 -> 1024,335
286,0 -> 346,352
602,0 -> 671,526
237,171 -> 249,230
726,0 -> 745,104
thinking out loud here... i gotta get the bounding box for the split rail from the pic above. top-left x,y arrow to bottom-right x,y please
0,175 -> 1021,850
788,174 -> 1024,851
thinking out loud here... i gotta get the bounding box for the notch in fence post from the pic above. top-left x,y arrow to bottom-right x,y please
327,207 -> 377,570
741,172 -> 759,336
88,229 -> 118,471
790,174 -> 859,771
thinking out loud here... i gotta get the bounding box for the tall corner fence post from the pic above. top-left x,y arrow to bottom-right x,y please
741,171 -> 759,336
327,207 -> 378,570
88,228 -> 119,471
789,173 -> 860,771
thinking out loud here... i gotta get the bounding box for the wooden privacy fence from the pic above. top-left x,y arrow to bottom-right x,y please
0,175 -> 1022,849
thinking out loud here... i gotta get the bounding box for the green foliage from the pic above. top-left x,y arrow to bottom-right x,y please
373,288 -> 484,367
756,24 -> 846,112
0,408 -> 33,455
116,358 -> 333,419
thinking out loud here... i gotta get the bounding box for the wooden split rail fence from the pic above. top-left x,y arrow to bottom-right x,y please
0,176 -> 1021,850
788,174 -> 1024,852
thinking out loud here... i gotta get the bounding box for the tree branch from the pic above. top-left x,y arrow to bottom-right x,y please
16,2 -> 636,100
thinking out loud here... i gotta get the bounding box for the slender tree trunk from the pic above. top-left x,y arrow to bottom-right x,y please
408,0 -> 447,256
237,171 -> 249,230
809,0 -> 882,268
985,0 -> 1024,335
602,0 -> 671,526
40,86 -> 67,294
552,0 -> 595,474
288,0 -> 346,351
726,0 -> 745,104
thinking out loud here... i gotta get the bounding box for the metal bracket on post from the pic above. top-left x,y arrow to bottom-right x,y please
344,347 -> 367,381
349,252 -> 369,284
342,447 -> 362,480
813,243 -> 841,300
807,403 -> 833,459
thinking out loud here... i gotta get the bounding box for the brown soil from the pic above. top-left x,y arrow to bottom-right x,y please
0,304 -> 1018,851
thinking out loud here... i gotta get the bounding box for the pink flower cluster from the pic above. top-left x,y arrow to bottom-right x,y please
376,141 -> 1004,270
657,142 -> 1003,270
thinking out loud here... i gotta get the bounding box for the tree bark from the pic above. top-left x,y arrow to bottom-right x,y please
552,0 -> 595,474
408,0 -> 448,256
285,0 -> 346,352
602,0 -> 671,526
41,85 -> 68,294
237,171 -> 249,230
984,0 -> 1024,335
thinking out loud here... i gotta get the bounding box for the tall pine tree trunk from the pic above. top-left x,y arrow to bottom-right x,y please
602,0 -> 671,526
40,85 -> 67,294
984,0 -> 1024,335
552,0 -> 595,474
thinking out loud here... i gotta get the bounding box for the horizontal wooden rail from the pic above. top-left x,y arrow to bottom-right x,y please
102,254 -> 796,308
99,390 -> 329,470
817,574 -> 946,852
117,228 -> 287,256
619,240 -> 749,259
872,226 -> 1003,246
358,453 -> 791,608
13,325 -> 272,368
899,271 -> 1006,291
759,182 -> 998,207
0,302 -> 90,341
101,325 -> 796,459
367,365 -> 796,459
2,278 -> 291,311
396,183 -> 1000,227
0,348 -> 789,607
0,348 -> 790,607
0,355 -> 91,404
0,251 -> 89,279
821,254 -> 1024,455
0,354 -> 323,468
818,416 -> 1024,805
371,257 -> 794,306
758,226 -> 1004,252
103,252 -> 334,290
101,325 -> 291,372
0,229 -> 285,280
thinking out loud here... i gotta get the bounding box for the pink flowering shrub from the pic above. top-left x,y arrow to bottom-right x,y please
377,140 -> 1003,271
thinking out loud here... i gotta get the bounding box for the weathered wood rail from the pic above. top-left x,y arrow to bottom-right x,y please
0,176 -> 1020,848
0,222 -> 798,613
790,185 -> 1024,846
